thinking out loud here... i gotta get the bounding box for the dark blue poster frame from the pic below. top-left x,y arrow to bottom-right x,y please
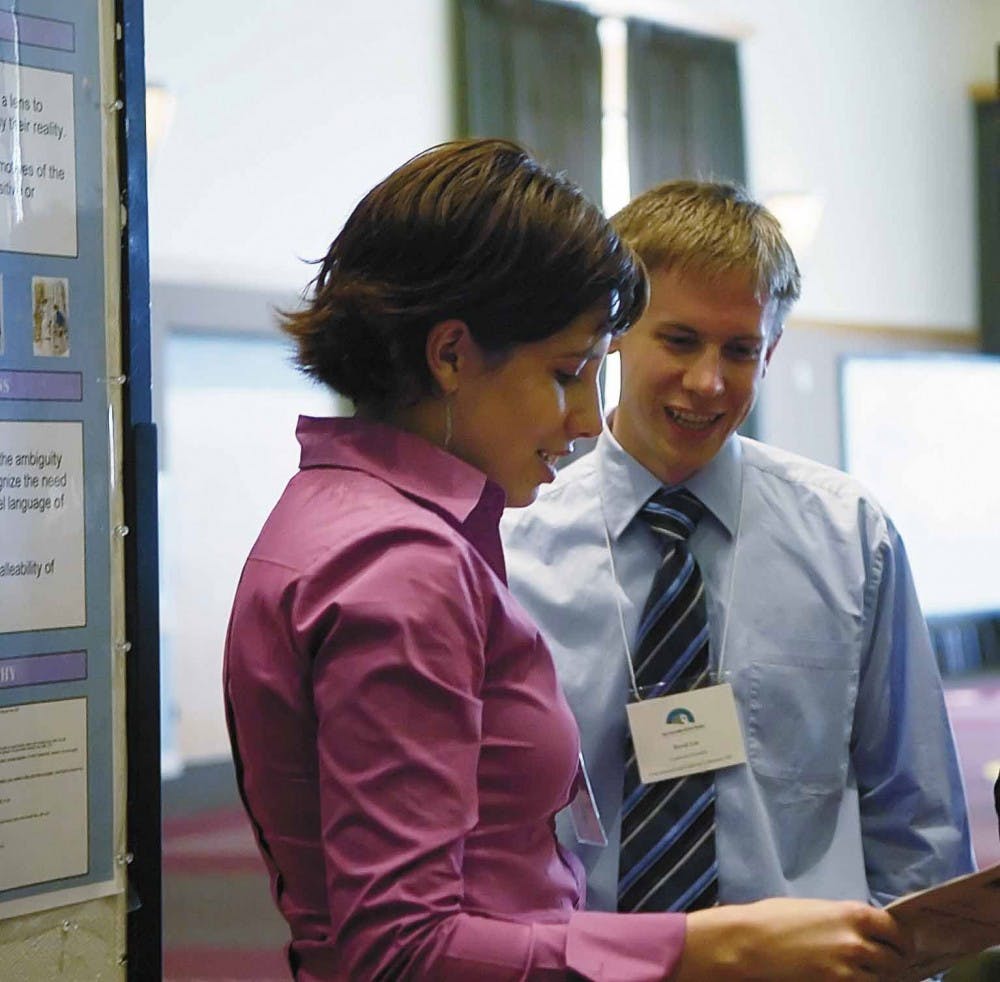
117,0 -> 162,978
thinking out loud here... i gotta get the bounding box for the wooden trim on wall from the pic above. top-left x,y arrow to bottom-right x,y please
786,316 -> 979,348
579,1 -> 753,41
971,82 -> 999,104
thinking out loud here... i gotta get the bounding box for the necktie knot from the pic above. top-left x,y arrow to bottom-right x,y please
640,488 -> 704,543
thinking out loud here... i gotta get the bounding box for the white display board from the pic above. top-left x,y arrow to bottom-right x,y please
841,355 -> 1000,618
0,0 -> 124,938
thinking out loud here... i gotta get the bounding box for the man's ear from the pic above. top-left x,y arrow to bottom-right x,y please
426,319 -> 473,395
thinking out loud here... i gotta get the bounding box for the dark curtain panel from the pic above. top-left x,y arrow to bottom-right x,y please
627,21 -> 745,194
456,0 -> 603,203
627,21 -> 756,436
977,100 -> 1000,354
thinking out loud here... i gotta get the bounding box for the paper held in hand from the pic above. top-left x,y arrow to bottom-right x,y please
887,861 -> 1000,980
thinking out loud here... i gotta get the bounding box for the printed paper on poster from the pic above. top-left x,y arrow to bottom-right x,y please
0,420 -> 85,633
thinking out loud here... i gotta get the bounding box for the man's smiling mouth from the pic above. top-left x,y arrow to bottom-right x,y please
665,407 -> 723,430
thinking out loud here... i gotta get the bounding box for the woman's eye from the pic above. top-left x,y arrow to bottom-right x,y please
664,335 -> 696,348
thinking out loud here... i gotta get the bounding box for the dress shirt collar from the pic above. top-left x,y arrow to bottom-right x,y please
296,415 -> 508,577
595,427 -> 743,541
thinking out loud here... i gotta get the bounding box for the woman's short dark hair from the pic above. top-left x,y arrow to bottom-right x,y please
281,139 -> 646,413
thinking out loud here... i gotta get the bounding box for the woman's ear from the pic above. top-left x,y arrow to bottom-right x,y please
426,319 -> 473,395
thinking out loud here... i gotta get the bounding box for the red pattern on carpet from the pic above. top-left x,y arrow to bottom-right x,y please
944,683 -> 1000,869
164,805 -> 268,875
163,802 -> 291,979
164,945 -> 289,981
160,686 -> 999,981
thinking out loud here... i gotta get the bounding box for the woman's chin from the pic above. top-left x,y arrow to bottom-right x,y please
505,484 -> 540,509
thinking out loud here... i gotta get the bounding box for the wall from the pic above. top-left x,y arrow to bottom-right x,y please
587,0 -> 996,330
144,0 -> 997,763
144,0 -> 998,323
582,0 -> 994,461
144,0 -> 453,292
731,0 -> 992,455
732,0 -> 990,329
145,1 -> 454,763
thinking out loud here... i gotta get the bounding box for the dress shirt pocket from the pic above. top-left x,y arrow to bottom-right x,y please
744,642 -> 858,794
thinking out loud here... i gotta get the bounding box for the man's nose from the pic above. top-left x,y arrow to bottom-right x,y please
684,347 -> 725,397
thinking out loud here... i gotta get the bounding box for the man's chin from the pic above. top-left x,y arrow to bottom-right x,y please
648,438 -> 717,486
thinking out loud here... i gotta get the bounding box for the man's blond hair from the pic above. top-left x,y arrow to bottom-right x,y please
612,180 -> 800,339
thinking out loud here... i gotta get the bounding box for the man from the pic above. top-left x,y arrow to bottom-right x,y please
501,180 -> 975,913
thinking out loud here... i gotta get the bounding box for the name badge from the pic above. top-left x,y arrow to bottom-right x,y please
568,752 -> 608,846
625,683 -> 747,784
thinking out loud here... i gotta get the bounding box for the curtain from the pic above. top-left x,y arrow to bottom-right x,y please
627,20 -> 745,195
456,0 -> 603,203
977,100 -> 1000,353
627,21 -> 756,435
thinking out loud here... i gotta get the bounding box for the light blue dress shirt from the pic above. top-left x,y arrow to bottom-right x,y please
501,429 -> 975,911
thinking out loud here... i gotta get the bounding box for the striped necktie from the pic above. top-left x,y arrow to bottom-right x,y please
617,487 -> 718,913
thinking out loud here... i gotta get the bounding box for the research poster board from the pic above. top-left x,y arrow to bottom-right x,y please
0,1 -> 124,919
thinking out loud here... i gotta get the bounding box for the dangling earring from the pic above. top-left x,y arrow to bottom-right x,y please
443,398 -> 453,451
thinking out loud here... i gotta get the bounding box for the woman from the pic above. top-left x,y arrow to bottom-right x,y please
224,139 -> 910,980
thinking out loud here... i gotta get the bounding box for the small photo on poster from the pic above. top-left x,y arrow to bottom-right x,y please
32,276 -> 70,358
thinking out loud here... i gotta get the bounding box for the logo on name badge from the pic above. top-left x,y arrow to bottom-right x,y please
666,707 -> 695,724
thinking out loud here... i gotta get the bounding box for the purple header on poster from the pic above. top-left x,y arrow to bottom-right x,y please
0,370 -> 83,402
0,650 -> 87,689
0,12 -> 75,52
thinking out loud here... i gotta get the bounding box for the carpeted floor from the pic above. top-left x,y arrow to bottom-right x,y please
162,760 -> 290,981
162,684 -> 1000,981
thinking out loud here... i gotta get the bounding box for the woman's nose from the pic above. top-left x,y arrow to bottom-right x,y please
569,374 -> 604,440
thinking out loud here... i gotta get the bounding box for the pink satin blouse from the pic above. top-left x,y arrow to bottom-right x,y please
224,416 -> 684,980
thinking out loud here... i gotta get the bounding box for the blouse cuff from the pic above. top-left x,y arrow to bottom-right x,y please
565,910 -> 686,981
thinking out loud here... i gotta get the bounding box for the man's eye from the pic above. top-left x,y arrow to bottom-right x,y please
554,370 -> 579,384
727,344 -> 762,361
